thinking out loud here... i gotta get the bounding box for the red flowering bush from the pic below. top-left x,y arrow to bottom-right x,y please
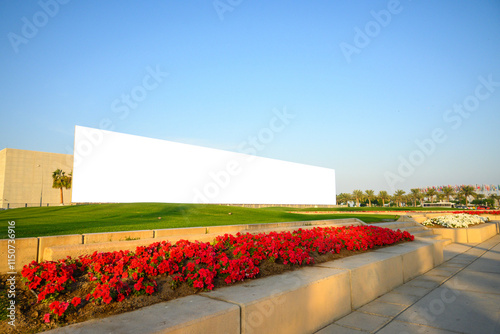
21,225 -> 413,323
452,210 -> 500,215
21,259 -> 79,303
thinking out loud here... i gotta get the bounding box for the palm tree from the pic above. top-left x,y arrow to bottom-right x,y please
441,186 -> 455,202
52,169 -> 72,204
393,189 -> 406,207
336,193 -> 352,207
455,192 -> 466,205
471,193 -> 485,206
365,190 -> 375,207
489,194 -> 500,207
459,185 -> 476,206
410,188 -> 422,207
403,194 -> 411,207
426,188 -> 437,203
378,191 -> 390,207
352,190 -> 364,207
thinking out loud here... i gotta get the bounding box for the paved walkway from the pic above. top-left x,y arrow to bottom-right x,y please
316,234 -> 500,334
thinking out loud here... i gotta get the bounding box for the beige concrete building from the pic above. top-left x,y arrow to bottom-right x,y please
0,148 -> 73,209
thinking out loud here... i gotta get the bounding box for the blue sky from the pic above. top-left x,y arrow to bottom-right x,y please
1,0 -> 499,195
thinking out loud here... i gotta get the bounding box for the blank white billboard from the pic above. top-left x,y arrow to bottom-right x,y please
72,126 -> 335,205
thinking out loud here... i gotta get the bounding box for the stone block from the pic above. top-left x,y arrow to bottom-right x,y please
430,223 -> 498,244
317,251 -> 403,309
245,223 -> 281,231
424,238 -> 445,266
38,234 -> 83,262
154,227 -> 207,238
42,295 -> 239,334
201,266 -> 351,334
0,237 -> 38,274
277,221 -> 305,228
376,241 -> 435,282
431,228 -> 468,243
44,238 -> 159,261
154,234 -> 217,244
83,230 -> 154,244
466,223 -> 497,243
206,224 -> 247,235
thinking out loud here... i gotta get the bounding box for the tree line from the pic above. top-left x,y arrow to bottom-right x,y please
337,186 -> 500,208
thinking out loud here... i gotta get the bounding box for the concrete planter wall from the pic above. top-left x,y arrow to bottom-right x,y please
42,238 -> 445,334
403,213 -> 499,243
429,222 -> 498,243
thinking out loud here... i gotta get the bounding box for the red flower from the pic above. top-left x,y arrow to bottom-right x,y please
186,262 -> 196,272
134,277 -> 144,291
71,297 -> 81,307
145,286 -> 155,295
49,300 -> 69,317
44,313 -> 51,323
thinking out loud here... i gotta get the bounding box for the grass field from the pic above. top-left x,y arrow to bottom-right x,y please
0,203 -> 407,239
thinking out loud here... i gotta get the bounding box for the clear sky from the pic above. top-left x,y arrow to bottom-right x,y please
1,0 -> 499,195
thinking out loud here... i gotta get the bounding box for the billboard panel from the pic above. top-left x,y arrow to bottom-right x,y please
72,126 -> 335,205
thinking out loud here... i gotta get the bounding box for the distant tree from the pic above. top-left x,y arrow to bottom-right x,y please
426,188 -> 437,203
403,194 -> 411,207
393,189 -> 406,207
352,190 -> 364,207
484,198 -> 495,207
455,192 -> 466,204
489,194 -> 500,207
459,185 -> 476,206
441,186 -> 455,202
378,191 -> 390,207
471,194 -> 486,206
410,188 -> 422,207
365,190 -> 375,207
336,193 -> 352,206
52,169 -> 72,204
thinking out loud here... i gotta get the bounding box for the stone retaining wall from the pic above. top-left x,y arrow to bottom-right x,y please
429,222 -> 498,243
401,213 -> 499,243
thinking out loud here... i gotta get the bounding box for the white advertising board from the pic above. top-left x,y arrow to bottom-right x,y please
72,126 -> 336,205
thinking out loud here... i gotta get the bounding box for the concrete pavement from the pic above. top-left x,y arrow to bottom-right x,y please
316,234 -> 500,334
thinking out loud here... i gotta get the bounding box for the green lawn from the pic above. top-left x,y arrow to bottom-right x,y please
0,203 -> 402,239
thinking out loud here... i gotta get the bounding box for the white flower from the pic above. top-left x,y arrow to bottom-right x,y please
421,214 -> 489,228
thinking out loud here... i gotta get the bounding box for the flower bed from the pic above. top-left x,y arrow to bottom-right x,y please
451,210 -> 500,215
4,225 -> 413,333
422,213 -> 489,228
